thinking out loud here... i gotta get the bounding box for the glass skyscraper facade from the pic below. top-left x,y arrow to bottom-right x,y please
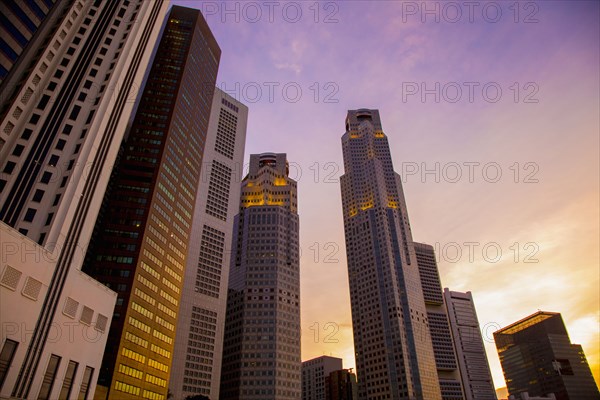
494,311 -> 600,400
82,6 -> 220,399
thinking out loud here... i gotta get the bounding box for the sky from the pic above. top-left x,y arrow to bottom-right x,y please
173,0 -> 600,390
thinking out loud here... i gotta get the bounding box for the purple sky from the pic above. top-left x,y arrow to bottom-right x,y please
173,0 -> 600,390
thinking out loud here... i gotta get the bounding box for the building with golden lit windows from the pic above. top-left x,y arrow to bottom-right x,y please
339,109 -> 442,399
82,6 -> 220,400
220,153 -> 301,399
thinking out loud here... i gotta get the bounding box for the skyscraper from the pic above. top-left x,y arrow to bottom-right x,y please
326,369 -> 358,400
220,153 -> 301,399
302,356 -> 343,400
0,1 -> 168,399
444,289 -> 497,400
82,6 -> 221,399
169,88 -> 248,399
339,109 -> 441,399
494,311 -> 600,400
414,243 -> 465,399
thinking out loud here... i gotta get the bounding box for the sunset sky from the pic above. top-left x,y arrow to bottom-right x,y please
174,0 -> 600,390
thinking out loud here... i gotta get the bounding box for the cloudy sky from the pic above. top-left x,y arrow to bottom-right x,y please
174,0 -> 599,390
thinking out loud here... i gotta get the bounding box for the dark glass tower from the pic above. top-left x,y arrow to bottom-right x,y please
82,6 -> 220,399
494,311 -> 600,400
220,153 -> 301,399
339,109 -> 442,399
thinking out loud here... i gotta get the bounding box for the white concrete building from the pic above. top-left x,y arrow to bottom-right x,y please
0,1 -> 169,398
169,88 -> 248,399
444,289 -> 497,400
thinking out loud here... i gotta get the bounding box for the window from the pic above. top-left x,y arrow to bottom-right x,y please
24,208 -> 36,222
85,110 -> 95,124
32,189 -> 44,202
0,339 -> 18,390
45,213 -> 53,226
37,354 -> 61,400
41,172 -> 52,184
69,105 -> 81,120
21,129 -> 33,139
52,194 -> 61,206
77,366 -> 94,400
56,139 -> 66,150
48,155 -> 59,166
3,162 -> 16,174
12,144 -> 24,156
30,114 -> 40,124
58,360 -> 78,400
37,95 -> 51,110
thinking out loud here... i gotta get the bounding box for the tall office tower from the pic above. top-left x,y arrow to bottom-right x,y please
326,369 -> 358,400
0,1 -> 168,399
414,243 -> 465,400
444,290 -> 497,400
168,89 -> 248,399
339,109 -> 442,399
81,6 -> 221,400
494,311 -> 600,400
301,356 -> 343,400
220,153 -> 301,399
